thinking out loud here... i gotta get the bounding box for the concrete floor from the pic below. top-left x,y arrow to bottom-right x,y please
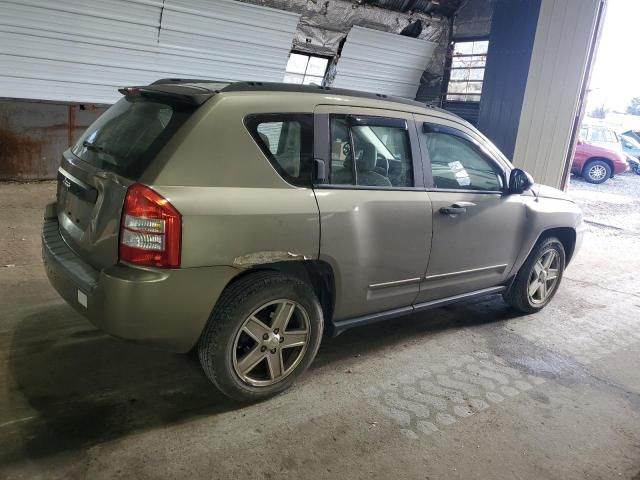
1,180 -> 639,479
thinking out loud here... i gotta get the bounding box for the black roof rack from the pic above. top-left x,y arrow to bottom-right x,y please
147,79 -> 434,109
151,77 -> 229,86
219,81 -> 430,109
126,79 -> 452,115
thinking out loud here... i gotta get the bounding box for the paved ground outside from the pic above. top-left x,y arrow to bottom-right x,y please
0,178 -> 639,479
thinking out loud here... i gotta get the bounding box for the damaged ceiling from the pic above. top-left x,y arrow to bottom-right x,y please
238,0 -> 470,102
359,0 -> 465,16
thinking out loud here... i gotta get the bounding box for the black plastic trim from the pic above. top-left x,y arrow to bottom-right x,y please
407,118 -> 426,189
315,184 -> 426,192
412,286 -> 506,313
313,113 -> 330,184
347,115 -> 407,129
331,286 -> 506,335
332,306 -> 413,335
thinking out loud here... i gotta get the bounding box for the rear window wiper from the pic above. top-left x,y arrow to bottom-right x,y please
83,141 -> 116,158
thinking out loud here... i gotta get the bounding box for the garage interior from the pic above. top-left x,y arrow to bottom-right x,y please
2,0 -> 640,479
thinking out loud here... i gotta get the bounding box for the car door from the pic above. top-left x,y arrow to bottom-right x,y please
313,105 -> 432,322
413,114 -> 527,304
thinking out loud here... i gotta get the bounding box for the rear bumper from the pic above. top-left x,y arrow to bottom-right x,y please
42,206 -> 239,352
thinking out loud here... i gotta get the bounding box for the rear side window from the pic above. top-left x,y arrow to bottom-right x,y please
329,115 -> 414,188
71,97 -> 194,179
245,114 -> 314,187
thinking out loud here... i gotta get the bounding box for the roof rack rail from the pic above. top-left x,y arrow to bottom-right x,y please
219,82 -> 428,109
151,78 -> 230,85
139,79 -> 451,114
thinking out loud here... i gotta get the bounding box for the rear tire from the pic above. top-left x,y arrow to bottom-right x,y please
503,236 -> 566,314
198,271 -> 323,402
583,160 -> 611,184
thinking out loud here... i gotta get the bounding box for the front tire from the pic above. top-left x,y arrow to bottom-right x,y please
583,159 -> 611,184
198,271 -> 323,402
504,236 -> 566,314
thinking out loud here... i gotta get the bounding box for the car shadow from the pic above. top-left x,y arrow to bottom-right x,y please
4,296 -> 519,463
313,294 -> 519,369
4,304 -> 239,463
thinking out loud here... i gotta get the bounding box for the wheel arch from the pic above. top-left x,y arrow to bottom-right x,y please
222,260 -> 336,329
535,227 -> 577,265
583,156 -> 614,178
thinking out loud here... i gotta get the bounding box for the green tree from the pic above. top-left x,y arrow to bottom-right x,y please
626,97 -> 640,115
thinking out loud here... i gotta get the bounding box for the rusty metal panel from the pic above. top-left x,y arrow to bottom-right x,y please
0,100 -> 106,180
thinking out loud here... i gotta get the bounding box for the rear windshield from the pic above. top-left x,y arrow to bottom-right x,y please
71,96 -> 194,179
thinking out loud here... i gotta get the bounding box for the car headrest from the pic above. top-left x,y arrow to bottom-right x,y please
258,132 -> 270,151
357,143 -> 377,173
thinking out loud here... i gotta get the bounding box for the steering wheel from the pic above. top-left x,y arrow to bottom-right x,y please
375,154 -> 389,176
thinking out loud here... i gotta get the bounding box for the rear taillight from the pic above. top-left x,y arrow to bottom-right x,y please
119,184 -> 181,268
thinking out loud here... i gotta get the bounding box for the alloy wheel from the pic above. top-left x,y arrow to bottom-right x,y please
232,299 -> 310,387
527,249 -> 560,305
588,164 -> 607,181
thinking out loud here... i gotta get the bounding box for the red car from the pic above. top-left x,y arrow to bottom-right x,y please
571,139 -> 629,184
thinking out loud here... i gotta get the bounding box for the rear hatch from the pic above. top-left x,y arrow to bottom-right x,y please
56,90 -> 200,270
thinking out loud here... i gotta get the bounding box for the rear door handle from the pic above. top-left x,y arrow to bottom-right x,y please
439,201 -> 476,216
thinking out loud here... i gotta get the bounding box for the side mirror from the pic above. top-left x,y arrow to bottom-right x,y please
509,168 -> 534,193
577,138 -> 584,145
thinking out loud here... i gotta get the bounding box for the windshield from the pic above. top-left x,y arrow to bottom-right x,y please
71,97 -> 194,179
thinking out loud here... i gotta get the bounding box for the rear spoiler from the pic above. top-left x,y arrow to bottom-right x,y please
118,81 -> 229,106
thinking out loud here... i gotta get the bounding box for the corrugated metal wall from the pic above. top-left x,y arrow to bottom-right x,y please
475,0 -> 541,158
512,0 -> 603,188
333,26 -> 437,98
445,100 -> 481,126
0,0 -> 300,104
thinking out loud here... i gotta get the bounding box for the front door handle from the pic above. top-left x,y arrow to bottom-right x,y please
439,201 -> 476,216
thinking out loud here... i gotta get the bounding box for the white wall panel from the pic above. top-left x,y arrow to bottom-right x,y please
159,0 -> 299,81
332,26 -> 436,98
0,0 -> 299,104
0,0 -> 162,45
512,0 -> 602,188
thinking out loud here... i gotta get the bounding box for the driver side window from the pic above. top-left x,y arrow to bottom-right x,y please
423,130 -> 504,191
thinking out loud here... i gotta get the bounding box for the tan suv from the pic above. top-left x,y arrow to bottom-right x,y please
42,80 -> 584,401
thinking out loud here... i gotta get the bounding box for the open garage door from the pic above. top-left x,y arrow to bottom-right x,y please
332,26 -> 436,99
0,0 -> 299,104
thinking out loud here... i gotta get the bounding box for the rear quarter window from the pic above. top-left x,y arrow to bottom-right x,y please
244,113 -> 314,187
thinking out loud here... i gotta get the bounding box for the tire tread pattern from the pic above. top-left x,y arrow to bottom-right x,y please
504,236 -> 565,314
198,271 -> 323,402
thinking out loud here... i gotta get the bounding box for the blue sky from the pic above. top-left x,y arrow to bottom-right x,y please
587,0 -> 640,111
